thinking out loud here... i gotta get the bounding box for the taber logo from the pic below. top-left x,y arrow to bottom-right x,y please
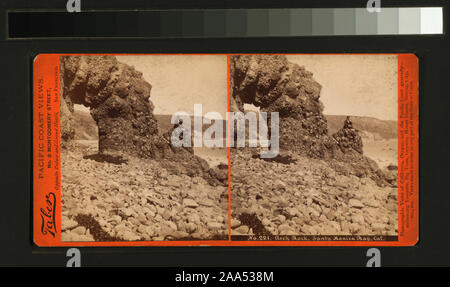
40,192 -> 57,237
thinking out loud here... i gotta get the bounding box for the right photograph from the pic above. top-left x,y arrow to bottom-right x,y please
230,54 -> 399,241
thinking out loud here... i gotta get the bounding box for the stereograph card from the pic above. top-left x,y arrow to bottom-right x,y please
33,53 -> 418,247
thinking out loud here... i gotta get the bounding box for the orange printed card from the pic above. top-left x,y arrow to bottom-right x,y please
33,53 -> 418,246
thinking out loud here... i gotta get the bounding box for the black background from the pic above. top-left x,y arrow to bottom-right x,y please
0,0 -> 449,267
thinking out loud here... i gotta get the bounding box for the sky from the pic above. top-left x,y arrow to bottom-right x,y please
116,55 -> 227,119
74,54 -> 398,122
287,54 -> 398,121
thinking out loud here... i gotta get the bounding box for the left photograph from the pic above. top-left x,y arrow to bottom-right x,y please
59,55 -> 229,242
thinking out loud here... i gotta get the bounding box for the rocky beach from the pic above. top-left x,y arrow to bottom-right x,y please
230,148 -> 397,237
60,55 -> 228,242
61,140 -> 228,242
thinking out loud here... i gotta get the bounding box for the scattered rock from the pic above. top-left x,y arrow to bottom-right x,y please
234,225 -> 250,234
351,214 -> 365,225
183,199 -> 199,208
61,216 -> 78,231
231,218 -> 241,228
208,222 -> 223,230
371,223 -> 386,233
72,226 -> 86,236
349,199 -> 365,209
278,224 -> 295,235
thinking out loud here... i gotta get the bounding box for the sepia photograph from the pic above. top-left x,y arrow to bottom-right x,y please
59,55 -> 229,242
56,53 -> 402,243
229,54 -> 399,240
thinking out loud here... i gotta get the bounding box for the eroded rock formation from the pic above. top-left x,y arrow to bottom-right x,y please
231,55 -> 391,186
231,55 -> 334,158
332,116 -> 364,154
60,56 -> 226,186
60,56 -> 172,159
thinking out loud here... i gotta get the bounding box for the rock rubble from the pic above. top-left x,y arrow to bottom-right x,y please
61,142 -> 228,241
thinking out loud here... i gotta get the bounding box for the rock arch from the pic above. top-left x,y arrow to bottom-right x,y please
60,56 -> 171,159
60,55 -> 227,186
230,55 -> 335,158
230,55 -> 391,186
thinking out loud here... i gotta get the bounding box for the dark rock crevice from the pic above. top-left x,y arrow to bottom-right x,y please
238,213 -> 272,236
74,214 -> 122,242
